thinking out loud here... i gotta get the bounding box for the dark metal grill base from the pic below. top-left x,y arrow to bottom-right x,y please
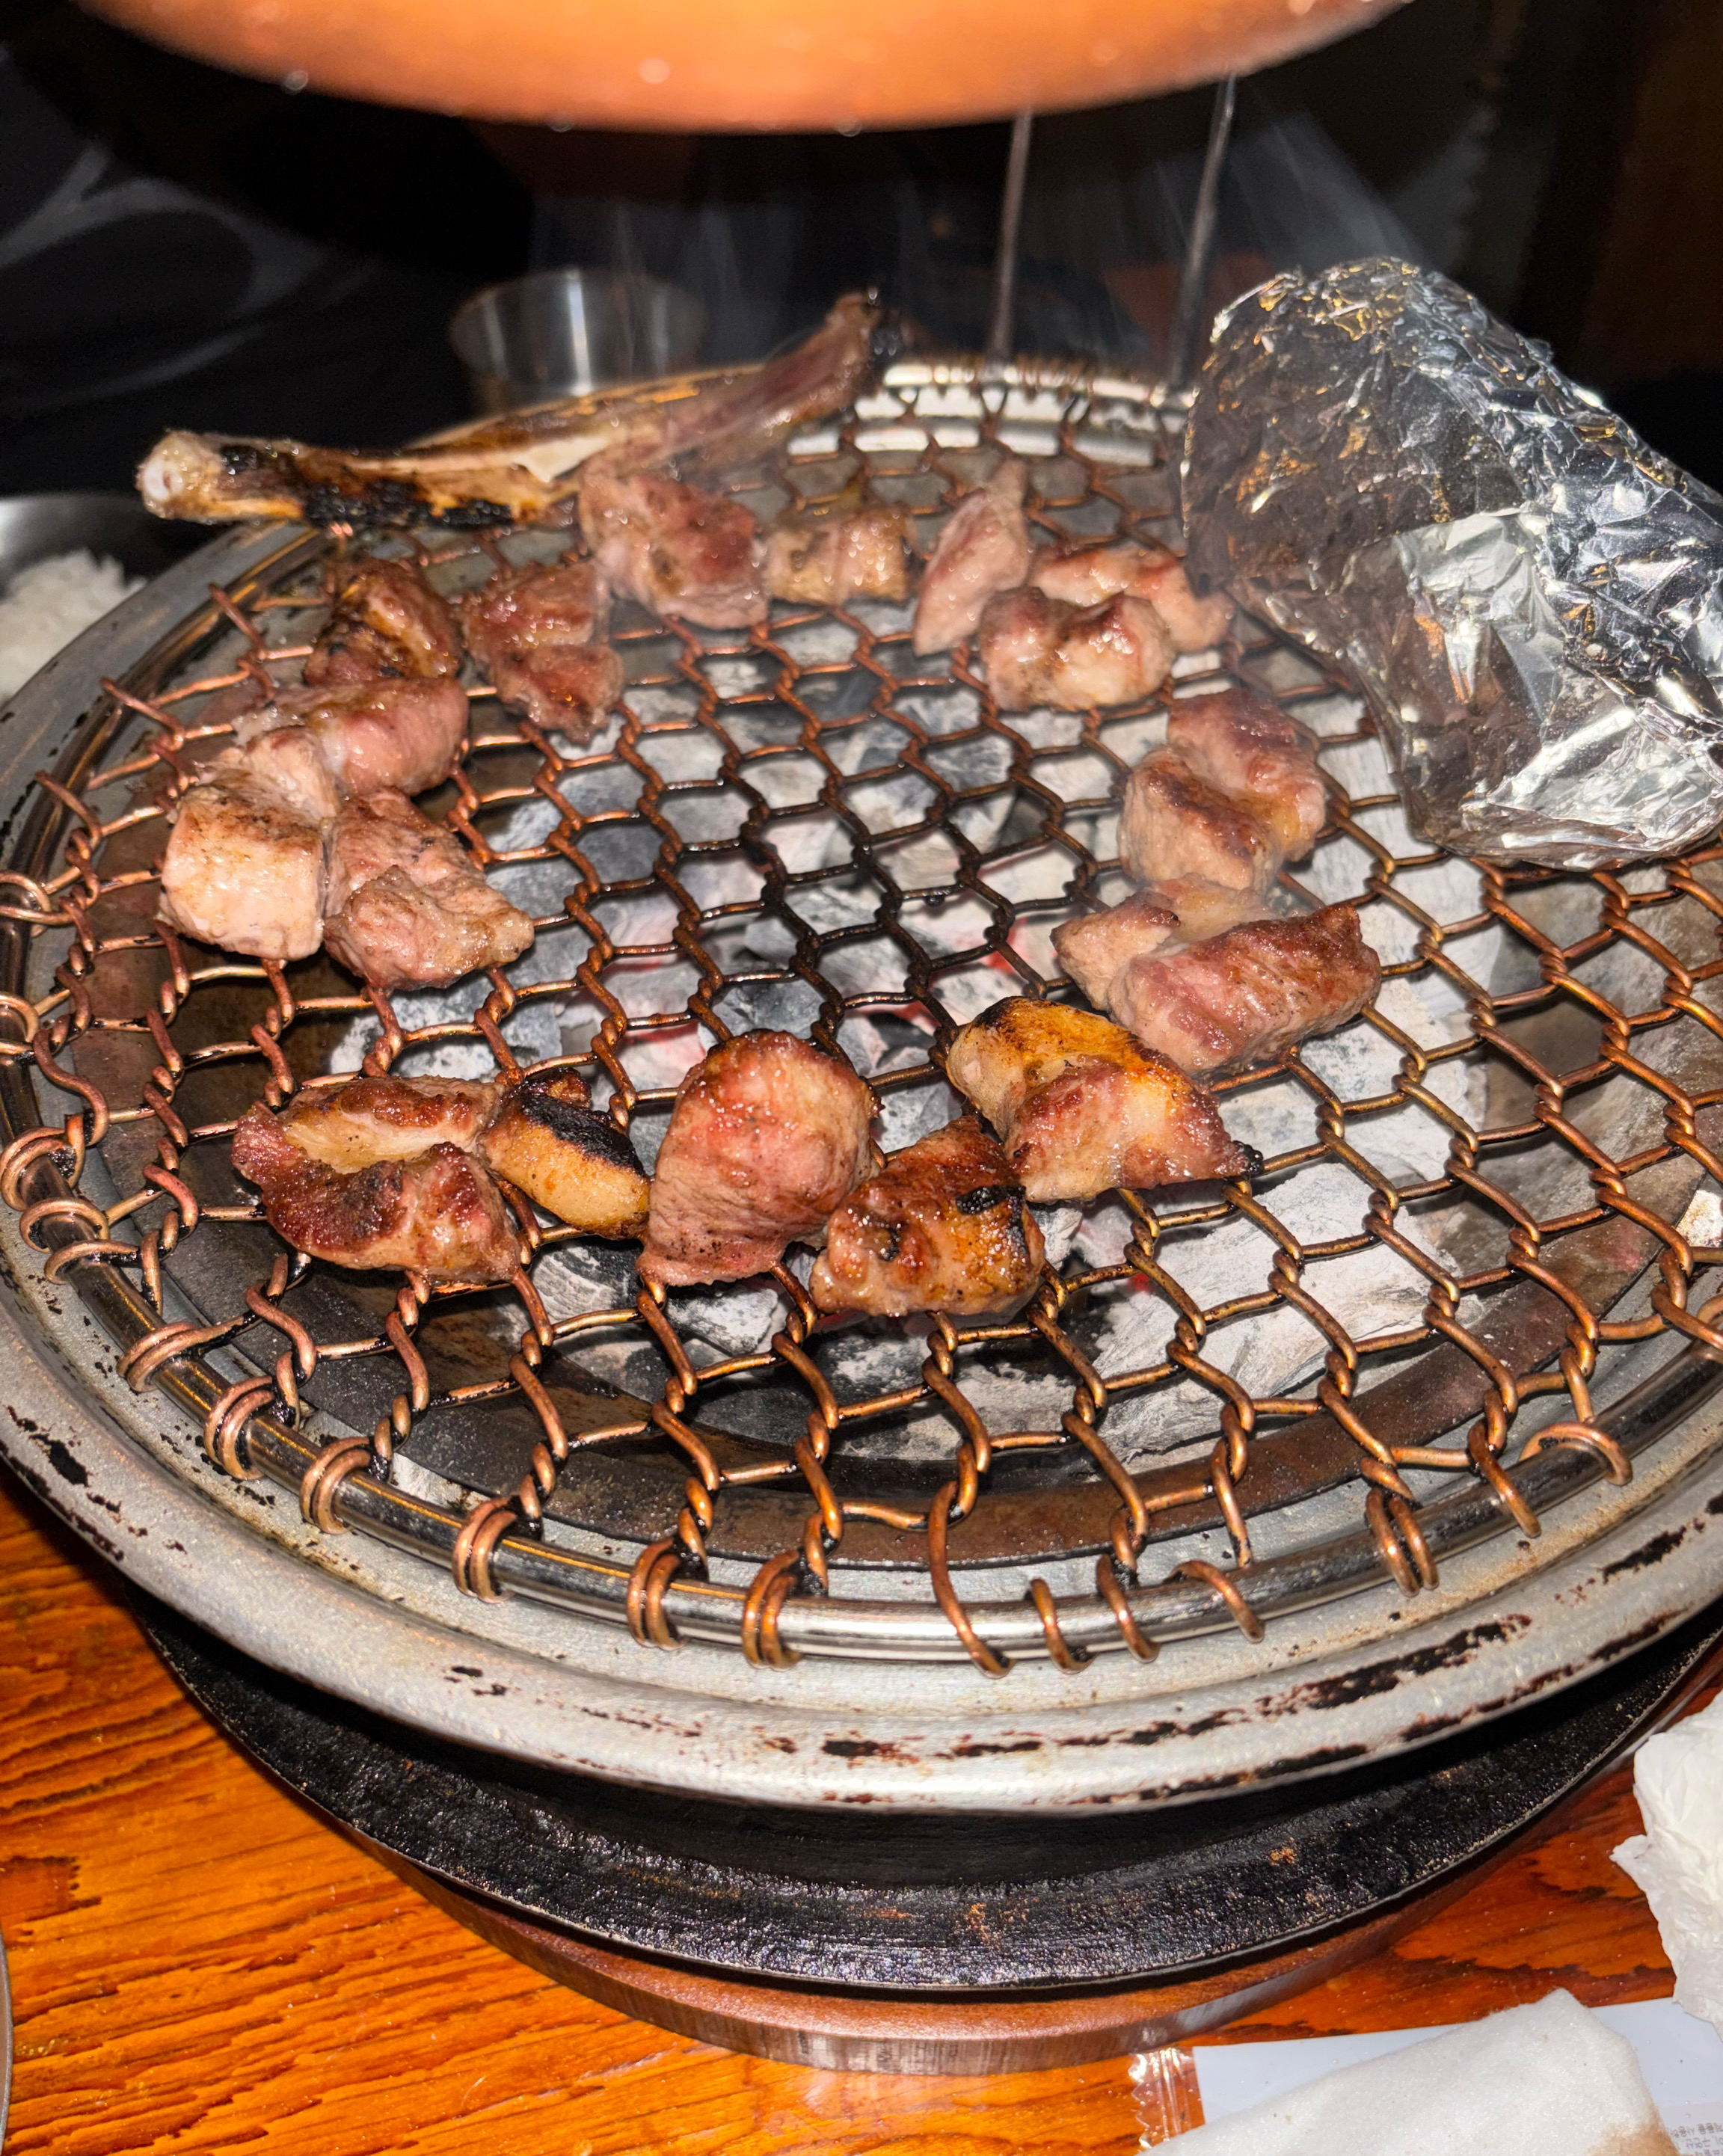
138,1589 -> 1723,2073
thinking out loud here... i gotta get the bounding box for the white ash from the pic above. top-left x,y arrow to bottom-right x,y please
1032,1204 -> 1084,1269
531,1238 -> 638,1320
877,1079 -> 959,1149
775,618 -> 859,666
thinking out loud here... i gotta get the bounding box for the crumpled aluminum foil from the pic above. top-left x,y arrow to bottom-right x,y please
1182,258 -> 1723,867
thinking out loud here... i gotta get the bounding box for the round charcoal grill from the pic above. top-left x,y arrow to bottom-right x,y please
3,358 -> 1723,1825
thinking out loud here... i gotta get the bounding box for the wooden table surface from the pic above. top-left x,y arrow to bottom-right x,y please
0,1469 -> 1700,2156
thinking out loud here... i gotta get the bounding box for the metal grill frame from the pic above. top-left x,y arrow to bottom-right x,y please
2,356 -> 1723,1708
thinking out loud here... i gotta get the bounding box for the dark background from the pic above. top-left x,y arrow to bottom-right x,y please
2,0 -> 1719,495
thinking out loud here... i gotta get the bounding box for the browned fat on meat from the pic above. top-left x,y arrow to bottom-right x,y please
946,998 -> 1252,1202
579,465 -> 766,628
232,1096 -> 521,1284
1118,749 -> 1278,894
1167,687 -> 1326,862
810,1116 -> 1045,1318
304,557 -> 462,685
765,502 -> 912,606
242,675 -> 469,798
157,769 -> 328,963
477,1070 -> 650,1238
322,790 -> 534,991
456,556 -> 623,740
979,586 -> 1174,712
639,1031 -> 876,1286
911,457 -> 1031,655
277,1075 -> 500,1167
1108,903 -> 1382,1078
1028,538 -> 1233,651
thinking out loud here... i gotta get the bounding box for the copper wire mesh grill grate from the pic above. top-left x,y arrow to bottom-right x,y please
3,358 -> 1723,1675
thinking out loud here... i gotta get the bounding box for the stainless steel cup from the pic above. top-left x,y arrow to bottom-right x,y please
448,269 -> 706,414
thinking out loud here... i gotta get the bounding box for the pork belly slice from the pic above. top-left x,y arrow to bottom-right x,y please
305,557 -> 461,686
639,1031 -> 876,1287
980,586 -> 1173,712
457,556 -> 623,740
579,467 -> 766,628
1118,749 -> 1278,893
240,675 -> 469,799
911,458 -> 1031,656
765,502 -> 911,606
1109,904 -> 1382,1078
233,1093 -> 521,1285
322,790 -> 534,991
1029,538 -> 1233,651
947,997 -> 1250,1202
1167,687 -> 1327,862
477,1070 -> 650,1238
157,770 -> 327,962
1052,881 -> 1271,1002
809,1116 -> 1045,1318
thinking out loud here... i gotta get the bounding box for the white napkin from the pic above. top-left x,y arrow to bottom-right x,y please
1616,1689 -> 1723,2040
1166,1990 -> 1674,2153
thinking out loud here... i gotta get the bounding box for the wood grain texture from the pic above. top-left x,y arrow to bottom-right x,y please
0,1469 -> 1696,2152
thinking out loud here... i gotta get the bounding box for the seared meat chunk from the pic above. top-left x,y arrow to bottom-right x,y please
911,458 -> 1031,655
478,1070 -> 650,1238
274,1075 -> 500,1168
305,557 -> 461,685
1030,538 -> 1232,651
765,502 -> 911,606
1118,750 -> 1278,893
1108,904 -> 1382,1077
1053,881 -> 1271,1002
947,998 -> 1250,1202
810,1116 -> 1044,1318
323,791 -> 534,991
1052,891 -> 1180,1004
579,467 -> 766,628
457,556 -> 623,740
241,676 -> 469,799
980,586 -> 1173,711
639,1031 -> 875,1286
157,769 -> 327,962
1167,687 -> 1326,862
233,1084 -> 521,1284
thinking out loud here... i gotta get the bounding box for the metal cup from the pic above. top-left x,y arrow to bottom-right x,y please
448,269 -> 706,415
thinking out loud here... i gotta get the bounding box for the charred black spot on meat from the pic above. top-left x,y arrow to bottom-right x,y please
955,1182 -> 1017,1214
516,1083 -> 644,1172
437,499 -> 515,530
222,443 -> 266,476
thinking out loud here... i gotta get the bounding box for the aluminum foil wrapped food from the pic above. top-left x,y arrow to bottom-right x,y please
1183,257 -> 1723,867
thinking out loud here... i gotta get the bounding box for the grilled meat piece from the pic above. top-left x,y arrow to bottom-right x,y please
323,791 -> 534,991
240,676 -> 469,799
1167,687 -> 1326,862
457,556 -> 623,738
1108,904 -> 1382,1077
138,294 -> 885,529
233,1088 -> 521,1284
1052,891 -> 1181,1004
809,1116 -> 1045,1318
980,586 -> 1173,711
911,458 -> 1031,655
947,997 -> 1250,1202
1053,881 -> 1272,1002
1118,750 -> 1278,893
639,1031 -> 876,1286
580,467 -> 766,628
304,557 -> 461,685
1029,538 -> 1233,651
157,767 -> 328,962
476,1070 -> 650,1237
274,1075 -> 501,1168
765,501 -> 911,606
